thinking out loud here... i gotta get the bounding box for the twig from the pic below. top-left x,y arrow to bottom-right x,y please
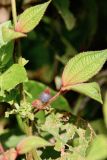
11,1 -> 38,159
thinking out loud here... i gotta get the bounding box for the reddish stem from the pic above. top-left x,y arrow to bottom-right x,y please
48,90 -> 62,104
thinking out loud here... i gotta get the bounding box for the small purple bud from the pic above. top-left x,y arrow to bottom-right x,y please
39,91 -> 51,103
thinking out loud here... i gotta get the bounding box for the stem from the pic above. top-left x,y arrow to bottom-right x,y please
16,115 -> 26,133
11,1 -> 37,160
25,121 -> 39,160
11,0 -> 17,26
17,41 -> 26,102
48,90 -> 62,105
32,149 -> 40,160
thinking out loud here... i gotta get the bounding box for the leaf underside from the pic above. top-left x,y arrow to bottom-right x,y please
63,82 -> 103,104
2,27 -> 26,43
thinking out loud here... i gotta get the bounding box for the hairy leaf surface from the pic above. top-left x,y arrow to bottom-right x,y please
15,1 -> 51,33
62,50 -> 107,87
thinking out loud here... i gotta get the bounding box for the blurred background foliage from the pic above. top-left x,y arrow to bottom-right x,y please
1,0 -> 107,146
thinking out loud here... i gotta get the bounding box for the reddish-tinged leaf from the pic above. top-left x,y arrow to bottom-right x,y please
15,1 -> 51,33
62,50 -> 107,87
2,26 -> 26,43
3,148 -> 17,160
16,136 -> 51,154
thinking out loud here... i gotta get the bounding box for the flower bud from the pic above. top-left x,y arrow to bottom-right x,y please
39,88 -> 51,103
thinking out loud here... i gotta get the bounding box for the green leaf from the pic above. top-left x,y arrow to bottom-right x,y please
63,82 -> 102,104
103,92 -> 107,127
18,57 -> 29,66
0,64 -> 28,91
56,152 -> 73,160
41,113 -> 62,137
87,135 -> 107,160
5,135 -> 25,148
0,41 -> 13,69
91,119 -> 107,134
24,80 -> 71,112
0,21 -> 11,47
40,112 -> 95,156
16,136 -> 51,154
2,27 -> 26,43
15,1 -> 51,33
57,152 -> 84,160
53,0 -> 75,30
62,50 -> 107,88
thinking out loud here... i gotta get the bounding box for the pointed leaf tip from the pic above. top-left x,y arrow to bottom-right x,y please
15,0 -> 51,33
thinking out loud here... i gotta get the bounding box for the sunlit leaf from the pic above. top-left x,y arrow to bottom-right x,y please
0,64 -> 28,91
62,50 -> 107,87
15,1 -> 51,33
5,135 -> 25,148
18,57 -> 29,66
0,21 -> 11,47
